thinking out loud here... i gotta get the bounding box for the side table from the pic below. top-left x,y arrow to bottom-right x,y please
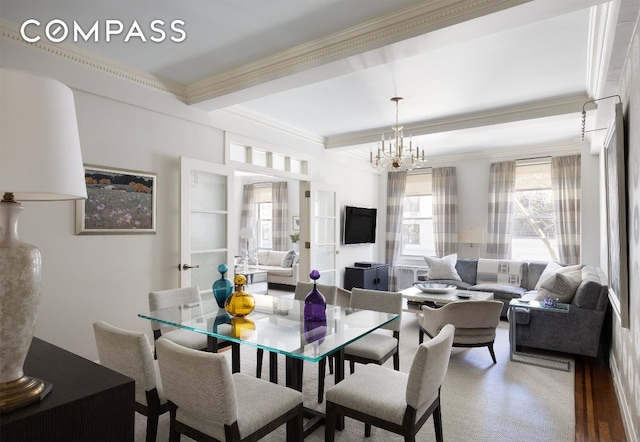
508,299 -> 572,371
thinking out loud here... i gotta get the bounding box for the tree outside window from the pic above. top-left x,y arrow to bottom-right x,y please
512,161 -> 558,261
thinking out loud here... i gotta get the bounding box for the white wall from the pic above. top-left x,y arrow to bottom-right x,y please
2,37 -> 379,361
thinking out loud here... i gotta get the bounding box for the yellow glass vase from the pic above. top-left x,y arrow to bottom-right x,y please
224,274 -> 256,317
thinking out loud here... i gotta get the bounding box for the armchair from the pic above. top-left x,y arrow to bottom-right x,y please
418,300 -> 503,363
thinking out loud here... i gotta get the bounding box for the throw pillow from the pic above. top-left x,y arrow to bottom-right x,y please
535,262 -> 581,290
535,269 -> 583,303
281,250 -> 297,268
424,254 -> 461,281
476,258 -> 523,287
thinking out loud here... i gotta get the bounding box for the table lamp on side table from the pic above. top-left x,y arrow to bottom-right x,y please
0,68 -> 87,413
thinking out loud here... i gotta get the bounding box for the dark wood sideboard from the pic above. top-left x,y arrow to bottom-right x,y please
1,337 -> 135,441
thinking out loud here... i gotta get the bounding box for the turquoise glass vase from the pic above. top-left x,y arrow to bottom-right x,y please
212,264 -> 233,308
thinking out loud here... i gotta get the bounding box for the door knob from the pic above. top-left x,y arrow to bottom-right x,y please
179,264 -> 200,271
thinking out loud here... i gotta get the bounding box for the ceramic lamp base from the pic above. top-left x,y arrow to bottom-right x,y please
0,376 -> 52,413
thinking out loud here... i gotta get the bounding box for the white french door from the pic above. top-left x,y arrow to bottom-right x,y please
179,157 -> 234,296
299,181 -> 339,285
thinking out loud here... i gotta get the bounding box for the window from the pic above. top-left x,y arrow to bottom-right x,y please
253,185 -> 272,249
512,160 -> 558,261
401,172 -> 435,256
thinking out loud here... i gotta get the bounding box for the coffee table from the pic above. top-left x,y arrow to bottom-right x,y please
400,286 -> 494,313
235,267 -> 268,295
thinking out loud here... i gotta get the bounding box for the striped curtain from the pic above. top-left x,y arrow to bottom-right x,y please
271,182 -> 289,251
486,161 -> 515,259
239,184 -> 255,253
552,155 -> 581,264
432,167 -> 458,256
385,171 -> 407,291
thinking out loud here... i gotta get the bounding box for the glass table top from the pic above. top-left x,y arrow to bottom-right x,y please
138,294 -> 399,363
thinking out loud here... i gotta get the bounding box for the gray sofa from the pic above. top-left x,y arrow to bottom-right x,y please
419,258 -> 609,358
418,258 -> 551,316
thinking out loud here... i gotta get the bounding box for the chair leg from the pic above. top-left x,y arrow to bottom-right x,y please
325,402 -> 337,442
433,404 -> 443,442
418,328 -> 424,344
394,351 -> 400,371
256,348 -> 264,378
146,413 -> 159,442
168,407 -> 180,442
365,423 -> 372,437
349,360 -> 355,374
318,357 -> 326,403
488,343 -> 497,364
328,355 -> 334,375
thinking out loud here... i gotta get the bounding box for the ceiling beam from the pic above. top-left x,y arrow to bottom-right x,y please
324,93 -> 590,149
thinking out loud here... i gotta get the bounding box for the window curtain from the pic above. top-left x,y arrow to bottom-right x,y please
486,161 -> 515,259
271,181 -> 289,251
385,171 -> 407,291
239,184 -> 255,253
552,155 -> 581,264
432,167 -> 458,256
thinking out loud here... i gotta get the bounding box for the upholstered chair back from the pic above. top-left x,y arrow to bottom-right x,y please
294,281 -> 338,304
93,320 -> 162,406
148,286 -> 201,332
406,323 -> 455,410
350,288 -> 403,332
155,338 -> 237,436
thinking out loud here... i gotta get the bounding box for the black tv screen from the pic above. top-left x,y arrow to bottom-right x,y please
343,206 -> 377,245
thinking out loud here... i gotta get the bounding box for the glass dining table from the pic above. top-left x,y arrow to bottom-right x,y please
138,293 -> 398,439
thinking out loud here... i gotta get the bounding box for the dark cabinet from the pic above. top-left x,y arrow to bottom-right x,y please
0,338 -> 135,441
344,263 -> 389,291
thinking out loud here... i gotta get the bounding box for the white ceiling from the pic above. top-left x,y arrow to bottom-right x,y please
0,0 -> 634,162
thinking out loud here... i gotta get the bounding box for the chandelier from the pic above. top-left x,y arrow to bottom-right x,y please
370,97 -> 425,171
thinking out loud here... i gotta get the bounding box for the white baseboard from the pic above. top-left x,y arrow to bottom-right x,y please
609,353 -> 638,442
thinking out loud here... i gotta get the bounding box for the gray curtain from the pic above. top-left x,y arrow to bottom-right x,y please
385,171 -> 407,291
486,161 -> 515,259
239,184 -> 255,254
552,155 -> 581,264
432,167 -> 458,256
271,181 -> 288,251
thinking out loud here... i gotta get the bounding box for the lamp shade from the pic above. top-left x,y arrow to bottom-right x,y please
0,68 -> 86,201
459,227 -> 485,244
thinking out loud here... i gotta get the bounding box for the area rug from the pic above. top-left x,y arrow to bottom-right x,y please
136,314 -> 575,441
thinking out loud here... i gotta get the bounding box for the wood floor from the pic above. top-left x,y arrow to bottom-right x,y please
575,356 -> 626,441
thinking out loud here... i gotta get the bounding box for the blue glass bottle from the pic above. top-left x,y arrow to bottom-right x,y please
212,264 -> 233,308
304,269 -> 326,321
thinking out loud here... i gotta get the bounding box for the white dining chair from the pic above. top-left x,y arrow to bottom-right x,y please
155,337 -> 304,441
325,324 -> 455,441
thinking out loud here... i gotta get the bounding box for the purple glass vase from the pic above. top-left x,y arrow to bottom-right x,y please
304,269 -> 326,321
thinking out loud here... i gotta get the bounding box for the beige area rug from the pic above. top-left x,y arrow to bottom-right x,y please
137,314 -> 575,442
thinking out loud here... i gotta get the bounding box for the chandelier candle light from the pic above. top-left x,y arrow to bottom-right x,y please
370,97 -> 425,171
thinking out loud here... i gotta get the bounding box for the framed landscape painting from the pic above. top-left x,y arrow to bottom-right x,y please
76,165 -> 157,234
604,101 -> 629,328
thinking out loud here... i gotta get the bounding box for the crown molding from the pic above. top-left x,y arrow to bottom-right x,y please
586,2 -> 615,99
325,94 -> 589,149
0,20 -> 187,100
185,0 -> 531,106
223,107 -> 325,146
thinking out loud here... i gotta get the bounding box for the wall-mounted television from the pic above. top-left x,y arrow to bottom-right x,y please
343,205 -> 377,245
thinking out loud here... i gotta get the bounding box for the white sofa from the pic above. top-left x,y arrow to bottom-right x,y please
255,250 -> 299,286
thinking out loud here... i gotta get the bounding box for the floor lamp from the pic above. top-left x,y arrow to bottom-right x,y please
0,68 -> 87,413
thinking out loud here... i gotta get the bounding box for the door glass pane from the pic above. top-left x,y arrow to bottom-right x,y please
191,171 -> 226,212
315,190 -> 335,217
190,250 -> 227,300
314,244 -> 336,274
315,218 -> 335,244
191,213 -> 226,250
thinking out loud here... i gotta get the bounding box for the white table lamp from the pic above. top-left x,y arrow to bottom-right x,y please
459,227 -> 485,247
0,68 -> 87,413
